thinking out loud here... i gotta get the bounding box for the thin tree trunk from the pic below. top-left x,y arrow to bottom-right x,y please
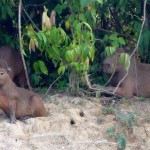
18,0 -> 32,90
69,70 -> 79,95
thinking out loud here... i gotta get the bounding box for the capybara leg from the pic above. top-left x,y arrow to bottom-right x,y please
9,108 -> 16,124
8,100 -> 17,124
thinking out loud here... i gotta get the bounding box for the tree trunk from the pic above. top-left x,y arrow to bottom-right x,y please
69,70 -> 79,95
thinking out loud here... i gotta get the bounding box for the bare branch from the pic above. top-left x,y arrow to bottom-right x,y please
84,72 -> 121,98
18,0 -> 32,90
22,7 -> 40,31
42,74 -> 63,99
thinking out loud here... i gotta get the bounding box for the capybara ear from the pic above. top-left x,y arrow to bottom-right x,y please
6,67 -> 12,74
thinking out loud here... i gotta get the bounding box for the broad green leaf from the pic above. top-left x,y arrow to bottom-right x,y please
65,50 -> 75,62
38,60 -> 48,75
52,45 -> 60,56
105,47 -> 116,56
80,0 -> 89,8
76,23 -> 82,33
6,5 -> 14,18
55,3 -> 67,15
112,40 -> 119,48
36,32 -> 43,41
118,37 -> 126,45
58,65 -> 66,74
33,61 -> 40,72
79,13 -> 86,22
40,32 -> 47,44
109,34 -> 117,41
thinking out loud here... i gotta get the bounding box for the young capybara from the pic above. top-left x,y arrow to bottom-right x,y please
0,68 -> 46,123
102,48 -> 150,98
0,46 -> 26,87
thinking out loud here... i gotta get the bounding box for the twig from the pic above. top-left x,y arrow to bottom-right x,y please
95,27 -> 126,37
104,60 -> 117,87
113,0 -> 148,94
84,72 -> 121,98
18,0 -> 32,90
120,8 -> 141,21
23,6 -> 40,31
23,1 -> 49,8
42,74 -> 63,99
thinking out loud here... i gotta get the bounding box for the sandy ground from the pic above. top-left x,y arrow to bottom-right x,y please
0,93 -> 150,150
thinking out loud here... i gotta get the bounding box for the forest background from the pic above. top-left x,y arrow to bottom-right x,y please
0,0 -> 149,94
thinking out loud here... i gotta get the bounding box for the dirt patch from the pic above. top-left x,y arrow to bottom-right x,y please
0,93 -> 150,150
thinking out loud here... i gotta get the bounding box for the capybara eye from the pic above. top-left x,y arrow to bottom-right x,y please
106,64 -> 110,68
0,72 -> 4,76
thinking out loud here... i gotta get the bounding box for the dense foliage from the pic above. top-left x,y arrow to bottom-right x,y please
0,0 -> 150,89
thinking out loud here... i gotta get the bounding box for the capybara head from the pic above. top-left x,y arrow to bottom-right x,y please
102,48 -> 126,74
0,68 -> 10,85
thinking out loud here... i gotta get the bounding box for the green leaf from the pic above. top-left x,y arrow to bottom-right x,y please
55,3 -> 67,15
6,5 -> 14,18
76,23 -> 82,33
97,0 -> 103,3
89,46 -> 95,61
52,45 -> 60,56
58,65 -> 66,75
118,37 -> 126,45
82,22 -> 92,32
119,53 -> 130,70
119,53 -> 125,64
124,53 -> 130,70
112,40 -> 119,48
79,13 -> 86,22
36,32 -> 43,41
80,0 -> 89,8
91,9 -> 96,23
65,50 -> 75,62
105,47 -> 116,56
33,61 -> 40,72
109,33 -> 117,41
40,32 -> 47,45
38,60 -> 48,75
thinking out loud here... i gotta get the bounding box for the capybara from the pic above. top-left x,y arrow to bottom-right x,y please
102,48 -> 150,98
0,68 -> 46,123
0,46 -> 26,87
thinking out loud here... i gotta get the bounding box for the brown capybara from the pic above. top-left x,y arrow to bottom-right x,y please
0,46 -> 26,87
102,48 -> 150,98
0,68 -> 46,123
